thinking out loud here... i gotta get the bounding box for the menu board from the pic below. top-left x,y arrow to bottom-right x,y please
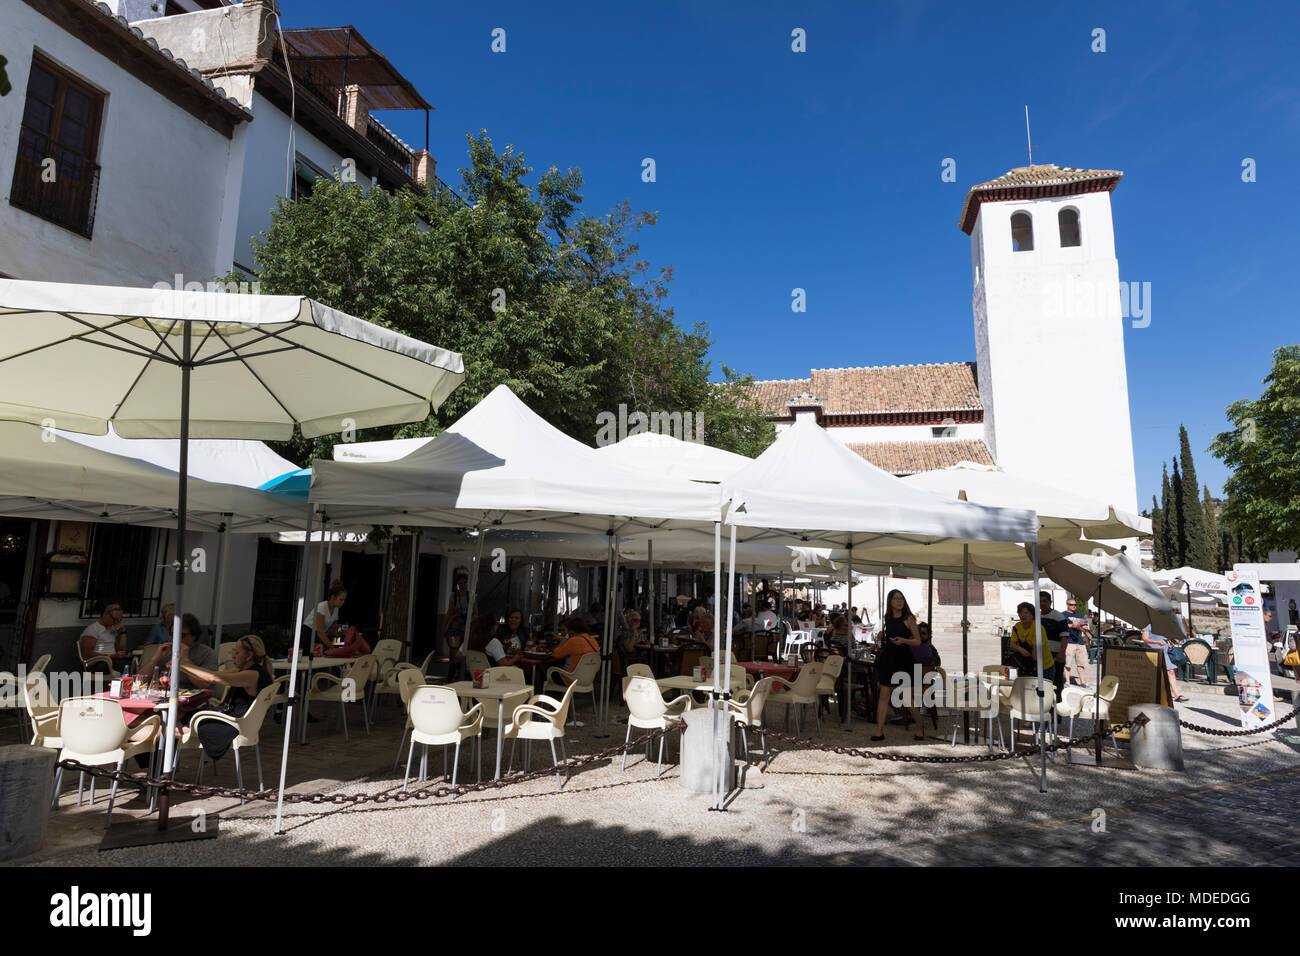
1225,567 -> 1276,730
1103,646 -> 1169,739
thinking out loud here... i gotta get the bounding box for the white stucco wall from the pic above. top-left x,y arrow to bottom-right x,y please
231,90 -> 359,273
0,4 -> 241,285
970,190 -> 1139,514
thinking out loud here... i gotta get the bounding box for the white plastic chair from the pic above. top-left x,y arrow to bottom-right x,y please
217,642 -> 238,669
464,650 -> 491,678
308,654 -> 377,741
773,661 -> 823,736
1056,676 -> 1121,759
1007,676 -> 1058,755
183,677 -> 287,801
544,651 -> 601,717
725,676 -> 776,765
621,662 -> 655,697
23,672 -> 60,751
52,696 -> 160,826
816,654 -> 845,706
621,676 -> 692,776
367,638 -> 405,716
76,639 -> 119,680
392,667 -> 428,769
505,681 -> 578,789
487,665 -> 526,684
404,685 -> 483,791
943,672 -> 1005,751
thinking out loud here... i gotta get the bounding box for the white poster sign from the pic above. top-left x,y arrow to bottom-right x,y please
1225,567 -> 1275,729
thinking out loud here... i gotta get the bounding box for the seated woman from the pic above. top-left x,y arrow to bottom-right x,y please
173,634 -> 274,760
484,608 -> 527,666
1008,602 -> 1056,684
911,622 -> 940,667
549,615 -> 601,684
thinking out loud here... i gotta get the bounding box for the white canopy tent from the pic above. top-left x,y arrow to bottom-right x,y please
903,461 -> 1150,540
0,278 -> 466,839
593,431 -> 752,483
309,385 -> 725,757
707,417 -> 1045,801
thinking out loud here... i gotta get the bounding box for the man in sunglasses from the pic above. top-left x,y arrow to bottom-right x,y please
1060,598 -> 1091,688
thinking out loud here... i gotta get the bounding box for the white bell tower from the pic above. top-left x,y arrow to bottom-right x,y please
964,164 -> 1138,515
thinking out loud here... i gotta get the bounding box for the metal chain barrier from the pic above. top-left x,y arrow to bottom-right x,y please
1178,701 -> 1300,737
56,724 -> 681,805
735,718 -> 1145,764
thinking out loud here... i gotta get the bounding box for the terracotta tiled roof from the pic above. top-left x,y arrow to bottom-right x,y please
960,163 -> 1122,234
847,440 -> 995,476
747,363 -> 981,417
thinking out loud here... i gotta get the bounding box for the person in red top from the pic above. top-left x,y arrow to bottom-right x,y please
549,615 -> 600,683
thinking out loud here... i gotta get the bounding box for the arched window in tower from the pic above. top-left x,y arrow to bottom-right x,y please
1010,212 -> 1034,252
1058,207 -> 1082,247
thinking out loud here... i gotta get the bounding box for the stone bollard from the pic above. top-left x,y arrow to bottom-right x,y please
679,707 -> 735,792
1127,704 -> 1185,771
0,745 -> 57,861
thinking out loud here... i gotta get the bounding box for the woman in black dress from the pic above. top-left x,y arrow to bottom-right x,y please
871,589 -> 925,741
175,634 -> 274,760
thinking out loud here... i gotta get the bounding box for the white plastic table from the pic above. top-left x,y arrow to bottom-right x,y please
448,680 -> 532,780
272,656 -> 349,744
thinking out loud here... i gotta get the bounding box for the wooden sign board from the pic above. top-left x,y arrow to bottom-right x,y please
1102,646 -> 1170,739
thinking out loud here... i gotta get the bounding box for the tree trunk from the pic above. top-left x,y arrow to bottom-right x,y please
383,534 -> 415,650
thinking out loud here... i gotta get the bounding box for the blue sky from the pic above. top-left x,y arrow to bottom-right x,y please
285,0 -> 1299,507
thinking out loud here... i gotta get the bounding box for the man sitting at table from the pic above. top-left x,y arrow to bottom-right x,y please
79,603 -> 127,662
137,613 -> 217,688
548,615 -> 601,684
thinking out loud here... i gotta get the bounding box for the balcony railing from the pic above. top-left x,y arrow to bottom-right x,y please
365,116 -> 413,175
9,142 -> 100,239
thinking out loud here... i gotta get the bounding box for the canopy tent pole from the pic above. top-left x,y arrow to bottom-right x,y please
926,565 -> 934,636
404,531 -> 421,663
750,564 -> 757,639
595,531 -> 615,736
274,504 -> 316,834
711,521 -> 722,811
1095,576 -> 1105,765
961,546 -> 970,744
602,540 -> 621,733
720,525 -> 738,808
845,537 -> 853,729
210,514 -> 232,649
1032,538 -> 1047,793
647,539 -> 655,641
462,529 -> 487,682
157,323 -> 192,830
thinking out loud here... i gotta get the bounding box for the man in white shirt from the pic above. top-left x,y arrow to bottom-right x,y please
80,603 -> 126,661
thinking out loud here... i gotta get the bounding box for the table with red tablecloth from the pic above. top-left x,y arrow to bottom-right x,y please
95,690 -> 212,724
739,661 -> 799,692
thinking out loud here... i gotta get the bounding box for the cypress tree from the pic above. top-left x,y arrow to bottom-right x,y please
1171,458 -> 1186,566
1178,425 -> 1212,568
1150,494 -> 1164,567
1202,486 -> 1221,571
1159,463 -> 1176,569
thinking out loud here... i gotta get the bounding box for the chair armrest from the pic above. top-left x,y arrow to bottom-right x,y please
189,710 -> 241,734
528,693 -> 563,711
460,702 -> 484,728
128,714 -> 162,745
664,695 -> 693,715
310,672 -> 343,692
512,703 -> 559,724
771,677 -> 795,691
544,666 -> 574,684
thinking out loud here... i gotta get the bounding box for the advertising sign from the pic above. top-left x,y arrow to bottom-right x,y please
1225,567 -> 1275,730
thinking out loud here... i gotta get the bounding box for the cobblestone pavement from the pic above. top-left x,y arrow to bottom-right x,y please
7,672 -> 1297,867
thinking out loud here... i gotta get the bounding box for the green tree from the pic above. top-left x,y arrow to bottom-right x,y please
1157,463 -> 1176,568
1178,426 -> 1212,568
1170,458 -> 1186,565
1202,486 -> 1221,571
1210,345 -> 1300,553
247,131 -> 773,464
1149,494 -> 1164,567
